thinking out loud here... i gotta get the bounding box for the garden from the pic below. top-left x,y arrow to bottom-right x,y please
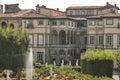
0,27 -> 120,80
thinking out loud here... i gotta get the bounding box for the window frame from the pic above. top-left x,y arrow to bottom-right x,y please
37,34 -> 44,47
89,20 -> 96,26
90,35 -> 94,44
98,35 -> 103,45
29,34 -> 34,47
106,34 -> 113,45
38,20 -> 44,25
106,18 -> 113,25
97,19 -> 103,26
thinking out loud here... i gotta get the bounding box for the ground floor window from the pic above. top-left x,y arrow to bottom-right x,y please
37,52 -> 43,62
90,35 -> 94,44
106,34 -> 113,48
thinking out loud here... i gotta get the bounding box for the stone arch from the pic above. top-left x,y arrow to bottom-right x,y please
10,24 -> 14,28
59,30 -> 66,44
1,22 -> 7,28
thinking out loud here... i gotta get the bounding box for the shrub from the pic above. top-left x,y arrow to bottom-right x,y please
81,49 -> 114,77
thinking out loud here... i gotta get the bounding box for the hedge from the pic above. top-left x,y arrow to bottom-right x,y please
80,49 -> 114,77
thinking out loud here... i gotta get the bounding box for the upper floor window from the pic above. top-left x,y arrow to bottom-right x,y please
68,21 -> 70,26
70,11 -> 73,15
89,20 -> 96,26
98,20 -> 103,26
78,10 -> 81,15
52,21 -> 57,26
27,20 -> 33,28
38,20 -> 44,25
38,34 -> 44,45
87,10 -> 94,15
60,20 -> 65,26
81,11 -> 85,15
29,34 -> 33,47
106,19 -> 113,25
118,19 -> 120,28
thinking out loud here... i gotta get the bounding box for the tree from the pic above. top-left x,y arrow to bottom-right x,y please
0,27 -> 29,71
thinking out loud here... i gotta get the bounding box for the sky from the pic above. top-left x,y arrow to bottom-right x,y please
0,0 -> 120,11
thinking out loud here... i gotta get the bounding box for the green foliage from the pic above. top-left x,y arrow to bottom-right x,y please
81,49 -> 114,61
0,27 -> 29,71
80,49 -> 114,77
115,49 -> 120,70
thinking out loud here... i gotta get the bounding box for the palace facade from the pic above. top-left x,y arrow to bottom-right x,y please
0,2 -> 120,65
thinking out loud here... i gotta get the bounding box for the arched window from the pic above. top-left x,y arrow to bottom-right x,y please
59,30 -> 66,44
1,22 -> 7,28
10,24 -> 14,28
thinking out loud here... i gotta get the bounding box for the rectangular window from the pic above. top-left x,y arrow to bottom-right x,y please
38,20 -> 44,25
78,10 -> 81,15
27,20 -> 33,28
118,35 -> 120,47
98,35 -> 103,45
70,11 -> 73,15
81,10 -> 85,15
60,20 -> 65,26
98,20 -> 103,26
52,21 -> 57,26
87,10 -> 94,15
106,19 -> 113,25
106,34 -> 113,45
38,34 -> 44,46
37,52 -> 43,62
29,35 -> 33,47
90,36 -> 94,44
118,19 -> 120,28
68,21 -> 70,26
89,20 -> 96,26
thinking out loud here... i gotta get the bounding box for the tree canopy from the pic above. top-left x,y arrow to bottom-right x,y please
0,27 -> 29,71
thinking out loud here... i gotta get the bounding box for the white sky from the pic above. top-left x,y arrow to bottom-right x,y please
0,0 -> 120,11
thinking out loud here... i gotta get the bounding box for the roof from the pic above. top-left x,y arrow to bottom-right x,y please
66,6 -> 103,10
87,13 -> 120,18
66,2 -> 119,10
0,9 -> 48,19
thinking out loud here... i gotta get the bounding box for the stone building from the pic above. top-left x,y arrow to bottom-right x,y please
0,2 -> 119,65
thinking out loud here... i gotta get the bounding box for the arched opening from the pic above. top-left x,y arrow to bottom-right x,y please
10,24 -> 14,28
59,30 -> 66,44
1,22 -> 7,28
67,31 -> 70,44
52,30 -> 57,44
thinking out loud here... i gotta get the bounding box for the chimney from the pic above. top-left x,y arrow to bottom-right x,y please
36,4 -> 39,7
106,2 -> 109,5
41,5 -> 46,8
115,4 -> 117,7
56,8 -> 59,11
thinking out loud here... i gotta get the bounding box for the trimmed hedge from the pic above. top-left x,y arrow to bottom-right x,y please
81,49 -> 114,77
